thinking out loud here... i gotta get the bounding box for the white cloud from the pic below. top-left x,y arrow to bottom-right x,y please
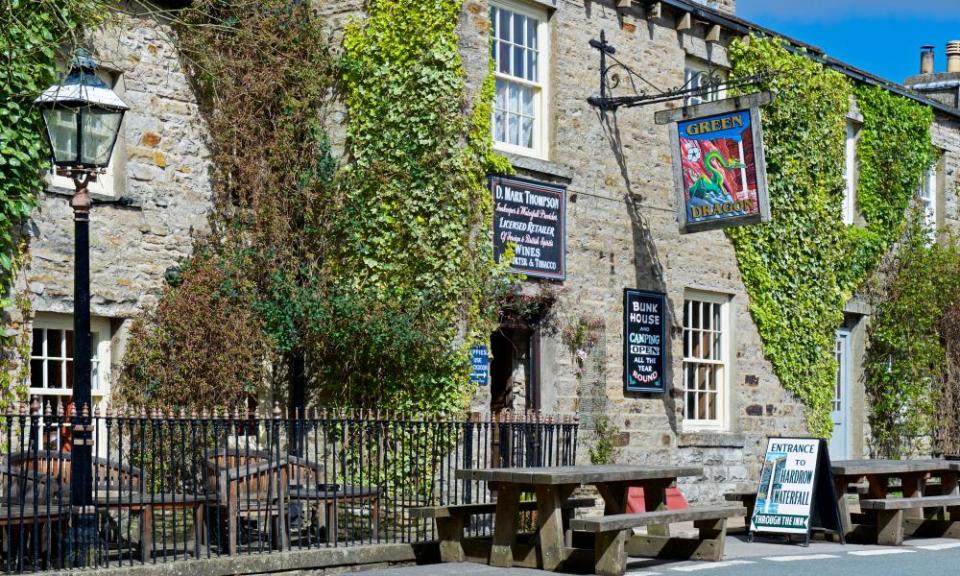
737,0 -> 960,22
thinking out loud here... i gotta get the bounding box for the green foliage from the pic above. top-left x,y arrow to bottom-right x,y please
864,213 -> 960,458
844,85 -> 935,286
728,37 -> 933,436
589,415 -> 619,465
334,0 -> 509,412
0,0 -> 108,406
115,251 -> 269,409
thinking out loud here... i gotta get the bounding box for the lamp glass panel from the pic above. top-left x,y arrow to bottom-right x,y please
80,108 -> 122,166
42,108 -> 79,164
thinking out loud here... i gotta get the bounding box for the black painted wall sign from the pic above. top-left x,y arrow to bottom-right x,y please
623,289 -> 667,394
490,175 -> 566,281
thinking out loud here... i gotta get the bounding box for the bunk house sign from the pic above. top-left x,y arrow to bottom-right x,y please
623,289 -> 667,394
490,175 -> 567,280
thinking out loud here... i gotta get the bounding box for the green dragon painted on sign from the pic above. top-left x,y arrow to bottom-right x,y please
688,150 -> 745,205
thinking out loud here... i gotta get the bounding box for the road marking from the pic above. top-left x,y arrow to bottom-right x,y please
669,560 -> 755,572
848,549 -> 916,556
764,554 -> 840,562
915,542 -> 960,551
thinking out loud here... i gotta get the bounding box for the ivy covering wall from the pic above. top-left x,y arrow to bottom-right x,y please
728,37 -> 934,436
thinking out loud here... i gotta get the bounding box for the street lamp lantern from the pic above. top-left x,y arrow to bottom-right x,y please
36,50 -> 128,172
35,49 -> 128,567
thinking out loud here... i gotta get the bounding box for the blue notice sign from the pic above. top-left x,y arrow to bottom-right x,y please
470,345 -> 489,386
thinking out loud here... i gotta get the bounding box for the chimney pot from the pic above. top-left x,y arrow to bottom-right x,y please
921,45 -> 935,74
947,41 -> 960,73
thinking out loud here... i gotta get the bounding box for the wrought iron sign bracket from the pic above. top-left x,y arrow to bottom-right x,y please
586,30 -> 772,111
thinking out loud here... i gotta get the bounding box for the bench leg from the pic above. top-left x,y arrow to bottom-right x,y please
490,484 -> 520,567
694,518 -> 728,561
875,510 -> 903,546
594,529 -> 628,576
437,516 -> 465,563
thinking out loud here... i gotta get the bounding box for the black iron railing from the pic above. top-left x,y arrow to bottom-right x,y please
0,403 -> 577,572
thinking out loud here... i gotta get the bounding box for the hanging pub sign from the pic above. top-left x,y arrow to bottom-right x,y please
469,345 -> 489,386
490,175 -> 566,281
623,289 -> 667,394
750,437 -> 844,545
656,93 -> 772,234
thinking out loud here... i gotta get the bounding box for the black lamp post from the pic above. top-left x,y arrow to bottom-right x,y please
35,49 -> 128,565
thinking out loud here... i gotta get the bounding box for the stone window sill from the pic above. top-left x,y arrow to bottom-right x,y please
677,431 -> 746,448
45,185 -> 143,210
501,152 -> 574,183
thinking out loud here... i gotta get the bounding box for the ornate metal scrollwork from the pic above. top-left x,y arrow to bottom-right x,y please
587,30 -> 772,111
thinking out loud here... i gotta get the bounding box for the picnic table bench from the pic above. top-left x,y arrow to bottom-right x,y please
410,497 -> 595,563
448,464 -> 743,576
832,459 -> 960,545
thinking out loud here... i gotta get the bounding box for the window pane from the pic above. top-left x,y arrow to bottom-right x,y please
521,116 -> 534,148
30,360 -> 44,389
32,329 -> 43,357
705,391 -> 716,420
47,359 -> 61,389
527,19 -> 537,50
499,42 -> 511,74
527,50 -> 538,82
494,109 -> 505,142
522,87 -> 534,117
48,330 -> 63,358
513,13 -> 525,47
508,113 -> 519,145
513,45 -> 525,80
490,7 -> 498,38
509,83 -> 520,113
66,330 -> 74,359
66,360 -> 74,389
499,10 -> 510,42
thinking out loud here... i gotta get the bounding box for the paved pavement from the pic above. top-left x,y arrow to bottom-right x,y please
362,534 -> 960,576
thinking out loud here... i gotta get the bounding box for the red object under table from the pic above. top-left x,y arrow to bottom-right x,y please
626,486 -> 689,512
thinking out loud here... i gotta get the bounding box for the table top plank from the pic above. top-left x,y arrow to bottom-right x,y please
455,464 -> 703,485
831,459 -> 955,477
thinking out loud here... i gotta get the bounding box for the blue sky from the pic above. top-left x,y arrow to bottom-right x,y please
736,0 -> 960,84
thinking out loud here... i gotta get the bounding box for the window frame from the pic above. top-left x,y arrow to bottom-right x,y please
29,313 -> 112,404
683,57 -> 727,107
842,120 -> 859,226
490,0 -> 550,160
917,161 -> 939,235
681,290 -> 732,431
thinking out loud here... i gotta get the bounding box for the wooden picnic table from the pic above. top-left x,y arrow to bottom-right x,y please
831,459 -> 960,543
455,464 -> 703,572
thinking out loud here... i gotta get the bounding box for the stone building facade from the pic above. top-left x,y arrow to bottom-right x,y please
10,0 -> 960,500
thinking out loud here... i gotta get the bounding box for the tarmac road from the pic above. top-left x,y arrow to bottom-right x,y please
362,535 -> 960,576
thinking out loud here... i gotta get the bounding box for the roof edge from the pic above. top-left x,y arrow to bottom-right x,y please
640,0 -> 960,119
